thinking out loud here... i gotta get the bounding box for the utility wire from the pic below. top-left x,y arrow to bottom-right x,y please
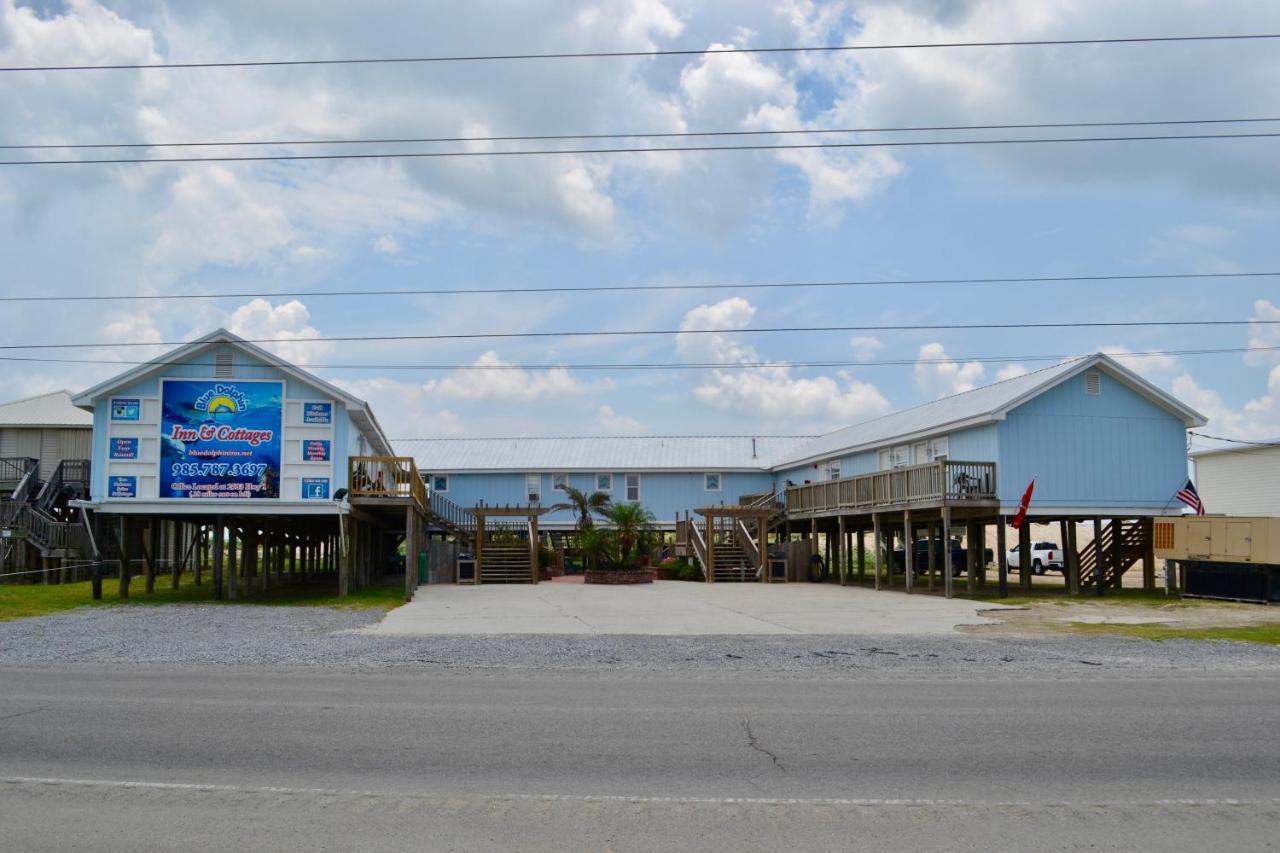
5,131 -> 1278,166
1189,432 -> 1280,446
2,322 -> 1274,351
0,345 -> 1270,372
5,116 -> 1278,151
4,33 -> 1279,72
1,270 -> 1275,304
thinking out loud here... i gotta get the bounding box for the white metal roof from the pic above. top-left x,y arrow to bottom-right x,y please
0,390 -> 93,428
399,435 -> 812,472
772,353 -> 1207,469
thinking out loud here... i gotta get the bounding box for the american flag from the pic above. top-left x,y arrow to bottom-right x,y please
1175,479 -> 1205,515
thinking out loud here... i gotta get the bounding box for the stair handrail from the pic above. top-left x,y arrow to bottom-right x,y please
689,519 -> 710,580
733,517 -> 761,568
34,459 -> 65,513
1,462 -> 39,527
427,486 -> 477,542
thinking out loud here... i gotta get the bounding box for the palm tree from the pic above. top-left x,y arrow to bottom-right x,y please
550,486 -> 612,531
600,502 -> 656,564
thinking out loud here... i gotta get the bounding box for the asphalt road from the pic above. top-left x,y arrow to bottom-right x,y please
1,665 -> 1278,852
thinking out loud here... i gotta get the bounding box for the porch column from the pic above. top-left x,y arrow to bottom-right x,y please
872,513 -> 882,591
926,520 -> 937,593
1093,517 -> 1104,596
1065,520 -> 1080,595
996,516 -> 1008,598
809,517 -> 818,583
941,506 -> 953,599
837,515 -> 847,586
903,510 -> 913,594
1018,516 -> 1032,594
212,517 -> 224,600
966,521 -> 978,595
1111,518 -> 1124,590
856,529 -> 865,581
404,506 -> 418,602
117,516 -> 132,598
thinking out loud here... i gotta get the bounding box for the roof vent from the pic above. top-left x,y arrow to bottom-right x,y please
214,351 -> 234,378
1085,371 -> 1101,396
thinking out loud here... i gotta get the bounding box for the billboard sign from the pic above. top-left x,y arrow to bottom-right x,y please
108,475 -> 137,498
303,402 -> 332,424
110,437 -> 139,460
160,380 -> 283,499
301,477 -> 330,500
303,439 -> 331,462
111,398 -> 140,421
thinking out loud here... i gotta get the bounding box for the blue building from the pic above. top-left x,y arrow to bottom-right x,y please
55,332 -> 1205,596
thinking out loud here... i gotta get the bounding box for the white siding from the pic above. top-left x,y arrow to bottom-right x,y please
1194,447 -> 1280,516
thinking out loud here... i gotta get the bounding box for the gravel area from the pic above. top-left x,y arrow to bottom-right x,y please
1,604 -> 1279,678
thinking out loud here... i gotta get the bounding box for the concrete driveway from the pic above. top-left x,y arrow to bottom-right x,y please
363,580 -> 1014,636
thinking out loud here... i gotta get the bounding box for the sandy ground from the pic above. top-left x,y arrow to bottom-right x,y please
966,597 -> 1280,637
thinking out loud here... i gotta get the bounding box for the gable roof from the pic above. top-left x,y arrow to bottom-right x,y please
401,435 -> 812,472
772,353 -> 1206,470
70,329 -> 393,455
0,389 -> 93,428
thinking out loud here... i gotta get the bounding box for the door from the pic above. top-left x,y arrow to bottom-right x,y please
1224,522 -> 1253,560
1186,520 -> 1212,558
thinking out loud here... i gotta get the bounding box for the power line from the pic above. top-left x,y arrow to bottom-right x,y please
0,345 -> 1269,372
6,116 -> 1278,151
5,131 -> 1278,166
1,270 -> 1275,305
4,33 -> 1278,72
2,321 -> 1274,351
1189,432 -> 1280,446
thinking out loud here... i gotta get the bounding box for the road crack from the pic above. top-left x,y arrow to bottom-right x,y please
741,718 -> 786,772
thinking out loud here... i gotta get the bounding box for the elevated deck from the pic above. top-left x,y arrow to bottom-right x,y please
784,460 -> 999,520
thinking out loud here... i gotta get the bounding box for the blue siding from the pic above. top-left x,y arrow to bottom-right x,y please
996,369 -> 1187,508
773,424 -> 998,491
433,471 -> 774,526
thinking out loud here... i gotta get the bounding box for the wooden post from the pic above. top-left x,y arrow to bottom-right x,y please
808,516 -> 818,583
872,513 -> 882,591
856,529 -> 865,581
212,518 -> 224,600
926,521 -> 937,593
941,506 -> 953,599
1093,517 -> 1105,596
962,517 -> 972,591
1141,517 -> 1155,591
170,522 -> 182,590
1111,518 -> 1124,590
339,517 -> 352,597
996,517 -> 1008,598
404,507 -> 418,601
837,515 -> 847,586
903,510 -> 913,594
196,525 -> 206,586
227,524 -> 239,600
1066,520 -> 1080,595
475,512 -> 485,585
758,512 -> 768,582
1018,517 -> 1033,593
529,514 -> 540,584
117,516 -> 132,598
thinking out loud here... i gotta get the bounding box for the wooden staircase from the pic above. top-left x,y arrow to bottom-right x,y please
479,544 -> 534,583
1079,520 -> 1147,588
711,535 -> 758,582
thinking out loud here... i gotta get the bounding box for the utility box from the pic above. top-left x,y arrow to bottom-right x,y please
1154,516 -> 1280,604
1154,516 -> 1280,564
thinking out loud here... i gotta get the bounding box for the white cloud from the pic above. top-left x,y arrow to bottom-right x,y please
372,235 -> 400,255
995,363 -> 1030,382
422,351 -> 609,402
914,343 -> 984,398
332,377 -> 465,437
679,298 -> 889,425
1173,366 -> 1280,440
227,299 -> 333,364
1245,299 -> 1280,367
1169,224 -> 1233,246
1100,345 -> 1181,377
598,404 -> 642,433
849,335 -> 883,361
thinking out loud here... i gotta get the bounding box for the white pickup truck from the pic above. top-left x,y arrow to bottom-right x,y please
1007,541 -> 1065,575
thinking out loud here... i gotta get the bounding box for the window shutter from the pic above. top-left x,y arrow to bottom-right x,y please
214,351 -> 234,378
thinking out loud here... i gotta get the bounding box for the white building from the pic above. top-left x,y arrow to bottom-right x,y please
1191,443 -> 1280,517
0,390 -> 93,482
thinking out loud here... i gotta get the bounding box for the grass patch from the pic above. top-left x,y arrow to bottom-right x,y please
0,573 -> 403,622
1067,621 -> 1280,646
964,588 -> 1215,608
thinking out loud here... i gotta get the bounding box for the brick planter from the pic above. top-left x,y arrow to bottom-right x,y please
583,568 -> 656,585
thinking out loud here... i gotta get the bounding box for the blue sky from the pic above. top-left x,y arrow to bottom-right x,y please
2,0 -> 1278,448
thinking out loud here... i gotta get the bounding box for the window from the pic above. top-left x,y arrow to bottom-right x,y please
890,445 -> 911,469
625,473 -> 640,502
878,448 -> 891,471
1085,371 -> 1101,396
430,474 -> 448,493
704,473 -> 722,492
821,460 -> 841,481
526,474 -> 542,504
596,473 -> 613,492
928,436 -> 949,461
552,473 -> 569,491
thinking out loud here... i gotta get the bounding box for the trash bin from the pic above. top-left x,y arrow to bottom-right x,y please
457,555 -> 477,584
417,550 -> 428,585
